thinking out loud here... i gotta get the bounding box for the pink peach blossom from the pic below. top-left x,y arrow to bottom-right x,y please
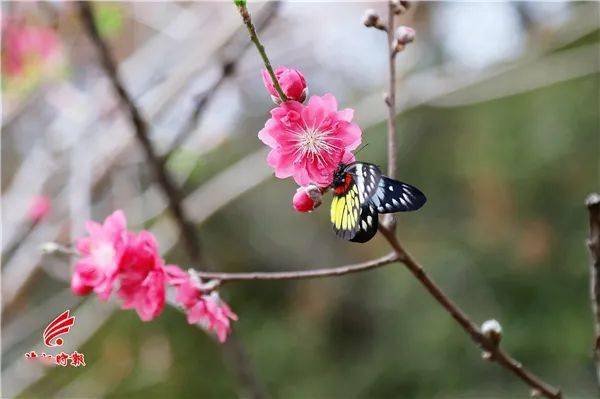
117,231 -> 166,321
167,265 -> 237,342
262,66 -> 307,103
71,210 -> 128,300
27,195 -> 51,222
187,292 -> 238,343
258,94 -> 362,187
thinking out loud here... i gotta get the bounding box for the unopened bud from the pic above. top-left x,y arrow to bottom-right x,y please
391,0 -> 410,15
293,184 -> 323,212
40,242 -> 60,254
394,26 -> 416,45
362,9 -> 380,28
530,389 -> 541,397
481,319 -> 502,346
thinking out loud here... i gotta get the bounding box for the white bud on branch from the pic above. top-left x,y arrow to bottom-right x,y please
362,9 -> 380,27
362,9 -> 387,31
40,242 -> 60,254
391,0 -> 410,15
394,26 -> 416,46
481,319 -> 503,347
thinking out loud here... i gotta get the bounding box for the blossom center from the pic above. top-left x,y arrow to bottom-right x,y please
295,127 -> 338,163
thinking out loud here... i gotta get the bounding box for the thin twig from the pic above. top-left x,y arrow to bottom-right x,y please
77,3 -> 267,398
586,193 -> 600,387
194,253 -> 399,284
385,1 -> 398,180
376,3 -> 562,397
236,2 -> 287,102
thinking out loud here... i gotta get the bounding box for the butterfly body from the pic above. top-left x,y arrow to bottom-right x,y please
330,162 -> 426,242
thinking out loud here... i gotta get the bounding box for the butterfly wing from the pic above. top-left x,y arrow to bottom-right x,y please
344,163 -> 382,206
349,203 -> 379,243
370,176 -> 427,213
330,181 -> 361,240
330,162 -> 425,243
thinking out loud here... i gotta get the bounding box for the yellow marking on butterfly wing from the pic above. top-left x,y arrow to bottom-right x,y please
343,200 -> 351,230
330,196 -> 338,223
335,196 -> 345,228
350,191 -> 359,227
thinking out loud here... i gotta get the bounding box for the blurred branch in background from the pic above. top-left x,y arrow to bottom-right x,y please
76,2 -> 267,398
163,1 -> 280,158
586,193 -> 600,388
77,2 -> 203,264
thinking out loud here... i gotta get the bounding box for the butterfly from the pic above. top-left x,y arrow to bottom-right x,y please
330,162 -> 426,242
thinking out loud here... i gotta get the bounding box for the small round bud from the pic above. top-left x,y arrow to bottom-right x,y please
394,26 -> 416,45
391,0 -> 409,15
530,389 -> 542,397
41,242 -> 60,254
481,319 -> 502,346
362,9 -> 380,28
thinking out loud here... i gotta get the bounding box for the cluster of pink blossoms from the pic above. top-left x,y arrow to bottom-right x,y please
258,67 -> 362,212
71,210 -> 236,342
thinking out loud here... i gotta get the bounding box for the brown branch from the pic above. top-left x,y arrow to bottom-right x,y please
586,193 -> 600,387
193,253 -> 399,284
77,2 -> 201,263
375,3 -> 562,397
378,225 -> 561,398
75,1 -> 563,397
77,3 -> 267,398
385,1 -> 398,181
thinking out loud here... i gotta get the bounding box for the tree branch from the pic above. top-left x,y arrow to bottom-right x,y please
235,2 -> 287,102
77,2 -> 202,263
193,253 -> 399,284
586,193 -> 600,387
374,3 -> 562,398
378,225 -> 561,398
77,3 -> 266,398
385,1 -> 398,180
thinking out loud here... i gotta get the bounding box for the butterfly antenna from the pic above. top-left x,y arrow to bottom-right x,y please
354,143 -> 369,156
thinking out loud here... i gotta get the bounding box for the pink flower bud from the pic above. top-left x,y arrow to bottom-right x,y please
27,196 -> 51,223
293,185 -> 323,213
261,66 -> 307,103
394,26 -> 416,45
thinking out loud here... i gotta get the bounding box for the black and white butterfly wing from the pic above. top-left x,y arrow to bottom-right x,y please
370,176 -> 427,213
330,166 -> 380,242
349,203 -> 379,243
344,163 -> 382,206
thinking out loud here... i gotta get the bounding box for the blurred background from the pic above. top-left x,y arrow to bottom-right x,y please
1,1 -> 599,398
